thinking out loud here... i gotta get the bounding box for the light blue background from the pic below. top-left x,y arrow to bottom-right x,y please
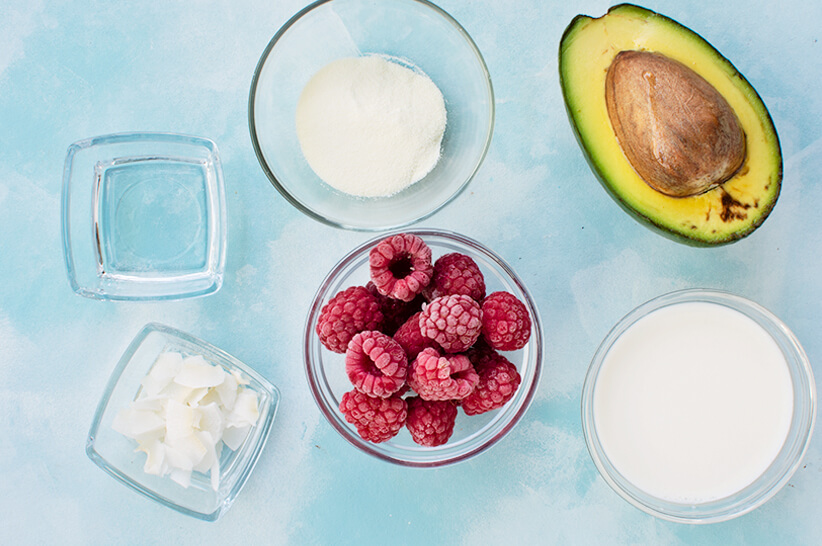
2,0 -> 820,543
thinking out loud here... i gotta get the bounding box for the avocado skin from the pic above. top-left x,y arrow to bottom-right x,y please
559,4 -> 782,247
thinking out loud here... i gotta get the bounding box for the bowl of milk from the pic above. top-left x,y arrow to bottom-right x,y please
581,288 -> 816,523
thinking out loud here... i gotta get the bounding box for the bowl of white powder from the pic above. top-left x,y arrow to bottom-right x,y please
249,0 -> 494,230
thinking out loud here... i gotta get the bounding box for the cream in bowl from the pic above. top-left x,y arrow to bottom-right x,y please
582,289 -> 816,523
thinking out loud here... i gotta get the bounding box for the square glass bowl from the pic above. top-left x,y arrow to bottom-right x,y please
86,323 -> 280,521
62,133 -> 227,300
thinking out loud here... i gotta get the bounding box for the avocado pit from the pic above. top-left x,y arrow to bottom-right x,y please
605,50 -> 747,198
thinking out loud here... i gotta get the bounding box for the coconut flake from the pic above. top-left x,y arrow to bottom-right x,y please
137,439 -> 166,475
112,350 -> 262,491
141,351 -> 183,396
169,433 -> 208,468
174,355 -> 226,388
231,369 -> 250,386
112,408 -> 164,438
129,396 -> 165,413
228,390 -> 260,428
185,387 -> 210,407
215,371 -> 239,410
164,441 -> 195,472
159,382 -> 195,404
222,425 -> 251,451
196,403 -> 225,442
165,399 -> 195,441
193,431 -> 218,473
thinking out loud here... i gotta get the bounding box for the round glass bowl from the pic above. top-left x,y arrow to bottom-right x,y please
249,0 -> 494,230
304,229 -> 542,466
582,289 -> 816,523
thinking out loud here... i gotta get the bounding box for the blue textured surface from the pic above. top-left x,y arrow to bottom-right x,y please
1,0 -> 820,543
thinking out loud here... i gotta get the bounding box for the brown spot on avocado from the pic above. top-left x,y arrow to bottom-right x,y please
719,189 -> 751,222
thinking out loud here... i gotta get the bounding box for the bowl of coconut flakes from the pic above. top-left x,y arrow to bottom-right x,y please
86,323 -> 280,521
249,0 -> 495,230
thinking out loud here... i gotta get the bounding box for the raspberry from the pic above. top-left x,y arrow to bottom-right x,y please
316,286 -> 384,353
369,233 -> 433,302
408,348 -> 479,401
406,397 -> 458,447
395,382 -> 412,397
393,311 -> 439,361
462,345 -> 522,415
481,291 -> 532,351
340,390 -> 408,443
366,281 -> 426,335
345,331 -> 407,398
419,294 -> 483,353
424,253 -> 486,302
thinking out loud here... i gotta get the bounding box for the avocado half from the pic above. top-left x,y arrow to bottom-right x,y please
559,4 -> 782,246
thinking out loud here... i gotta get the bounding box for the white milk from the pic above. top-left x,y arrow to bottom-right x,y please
593,301 -> 794,503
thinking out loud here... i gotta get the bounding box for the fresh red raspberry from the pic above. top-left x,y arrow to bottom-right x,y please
369,233 -> 433,302
366,281 -> 426,336
481,291 -> 532,351
345,331 -> 407,398
316,286 -> 384,353
419,294 -> 483,353
408,348 -> 479,401
393,311 -> 439,361
462,345 -> 522,415
340,390 -> 407,443
424,253 -> 486,302
406,397 -> 458,447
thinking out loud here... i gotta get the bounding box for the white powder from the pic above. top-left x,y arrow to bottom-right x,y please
295,55 -> 447,198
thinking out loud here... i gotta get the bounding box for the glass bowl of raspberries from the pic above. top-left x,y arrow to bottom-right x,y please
304,229 -> 542,466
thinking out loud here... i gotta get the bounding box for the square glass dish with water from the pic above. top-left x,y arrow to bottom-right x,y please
61,132 -> 226,300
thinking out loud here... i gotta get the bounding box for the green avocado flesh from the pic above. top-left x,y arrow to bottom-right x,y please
559,4 -> 782,246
